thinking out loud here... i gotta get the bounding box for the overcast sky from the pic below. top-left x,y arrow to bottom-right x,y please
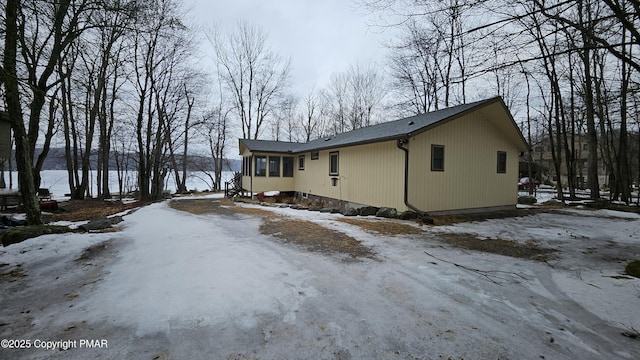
187,0 -> 389,94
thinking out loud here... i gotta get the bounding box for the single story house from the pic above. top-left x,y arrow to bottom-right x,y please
238,97 -> 529,214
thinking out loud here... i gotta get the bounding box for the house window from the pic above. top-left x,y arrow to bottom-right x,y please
298,155 -> 305,170
431,145 -> 444,171
329,151 -> 339,176
242,156 -> 252,176
311,150 -> 319,160
497,151 -> 507,173
269,156 -> 280,177
283,156 -> 294,177
255,156 -> 266,177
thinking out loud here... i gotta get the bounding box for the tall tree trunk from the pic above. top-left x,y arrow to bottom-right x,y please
3,0 -> 42,225
617,27 -> 631,203
580,2 -> 601,199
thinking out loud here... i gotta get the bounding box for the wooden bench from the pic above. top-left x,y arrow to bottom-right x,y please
0,194 -> 21,210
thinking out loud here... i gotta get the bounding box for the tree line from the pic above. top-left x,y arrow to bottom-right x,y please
364,0 -> 640,203
2,0 -> 639,225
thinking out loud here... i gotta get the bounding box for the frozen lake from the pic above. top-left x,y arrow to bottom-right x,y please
1,170 -> 235,200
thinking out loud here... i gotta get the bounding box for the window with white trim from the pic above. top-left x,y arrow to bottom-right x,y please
329,152 -> 339,176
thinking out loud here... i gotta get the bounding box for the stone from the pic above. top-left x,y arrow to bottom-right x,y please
108,216 -> 124,225
376,207 -> 398,219
358,206 -> 379,216
342,207 -> 358,216
419,214 -> 435,225
0,215 -> 27,227
399,211 -> 418,220
1,225 -> 73,246
80,217 -> 112,232
626,260 -> 640,278
517,196 -> 537,205
308,206 -> 322,212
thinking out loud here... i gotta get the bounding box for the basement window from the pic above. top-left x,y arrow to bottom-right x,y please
431,145 -> 444,172
497,151 -> 507,173
329,151 -> 339,176
255,156 -> 266,177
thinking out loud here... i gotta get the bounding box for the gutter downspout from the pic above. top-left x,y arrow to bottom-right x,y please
396,138 -> 433,223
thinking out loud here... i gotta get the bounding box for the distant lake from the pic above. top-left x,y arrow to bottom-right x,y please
1,170 -> 235,200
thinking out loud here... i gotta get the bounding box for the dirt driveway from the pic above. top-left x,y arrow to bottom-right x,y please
1,197 -> 639,359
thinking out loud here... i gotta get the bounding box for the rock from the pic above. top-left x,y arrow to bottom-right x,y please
399,211 -> 418,220
358,206 -> 379,216
80,217 -> 112,232
108,216 -> 124,225
289,205 -> 300,210
419,214 -> 435,225
376,207 -> 398,218
1,225 -> 73,246
308,206 -> 322,212
626,260 -> 640,278
0,215 -> 27,227
518,196 -> 537,205
319,208 -> 333,213
342,207 -> 358,216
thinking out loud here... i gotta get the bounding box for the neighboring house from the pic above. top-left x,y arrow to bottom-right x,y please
239,97 -> 529,214
526,136 -> 608,188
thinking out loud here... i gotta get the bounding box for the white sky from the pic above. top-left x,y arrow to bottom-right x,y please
186,0 -> 389,94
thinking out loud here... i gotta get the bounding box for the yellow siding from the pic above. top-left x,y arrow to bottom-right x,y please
239,100 -> 526,212
295,142 -> 405,209
407,110 -> 520,212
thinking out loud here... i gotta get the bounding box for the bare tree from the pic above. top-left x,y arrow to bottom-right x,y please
208,21 -> 291,140
301,89 -> 321,142
2,0 -> 98,223
321,63 -> 386,134
130,0 -> 193,201
271,94 -> 299,141
205,105 -> 230,192
2,0 -> 41,224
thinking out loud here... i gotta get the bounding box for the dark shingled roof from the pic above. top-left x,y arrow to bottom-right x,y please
240,97 -> 502,154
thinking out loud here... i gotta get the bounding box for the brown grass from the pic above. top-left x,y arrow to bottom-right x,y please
336,218 -> 423,236
169,198 -> 375,259
169,198 -> 234,215
430,209 -> 540,226
261,216 -> 375,259
0,264 -> 26,282
48,199 -> 142,222
436,233 -> 556,261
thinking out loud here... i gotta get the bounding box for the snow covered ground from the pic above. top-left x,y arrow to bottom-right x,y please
1,195 -> 639,359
